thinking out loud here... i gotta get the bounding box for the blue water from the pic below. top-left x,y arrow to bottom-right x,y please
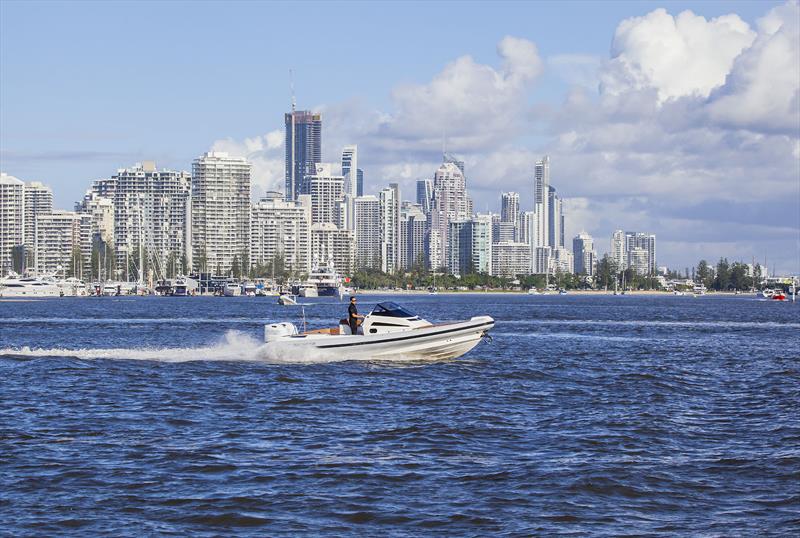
1,294 -> 798,536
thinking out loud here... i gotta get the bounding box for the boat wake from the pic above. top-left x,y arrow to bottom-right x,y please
0,330 -> 355,364
0,330 -> 446,364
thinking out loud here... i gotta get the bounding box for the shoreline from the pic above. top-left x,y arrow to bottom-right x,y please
355,289 -> 756,297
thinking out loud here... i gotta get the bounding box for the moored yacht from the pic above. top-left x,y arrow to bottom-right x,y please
263,302 -> 494,361
0,274 -> 62,297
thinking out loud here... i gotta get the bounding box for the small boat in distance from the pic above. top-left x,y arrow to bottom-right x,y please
263,302 -> 494,361
277,294 -> 298,306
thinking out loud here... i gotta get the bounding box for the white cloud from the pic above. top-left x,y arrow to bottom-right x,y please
707,1 -> 800,133
211,129 -> 284,197
601,8 -> 756,102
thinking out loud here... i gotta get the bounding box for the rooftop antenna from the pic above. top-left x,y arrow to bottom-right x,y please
289,68 -> 296,112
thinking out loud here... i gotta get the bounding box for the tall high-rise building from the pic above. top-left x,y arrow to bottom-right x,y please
23,182 -> 53,250
110,161 -> 192,278
471,214 -> 493,275
429,161 -> 472,269
0,173 -> 24,275
416,179 -> 433,214
191,152 -> 251,275
447,215 -> 492,277
310,223 -> 354,275
533,156 -> 550,249
285,110 -> 322,201
501,192 -> 520,240
303,163 -> 344,226
611,230 -> 656,274
379,183 -> 400,274
354,195 -> 381,270
34,210 -> 91,277
548,186 -> 564,248
356,169 -> 364,197
611,230 -> 626,271
250,192 -> 311,275
399,202 -> 426,270
341,145 -> 358,199
572,232 -> 596,276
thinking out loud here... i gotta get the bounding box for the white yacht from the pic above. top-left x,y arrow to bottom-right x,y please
293,258 -> 341,298
56,277 -> 88,297
263,302 -> 494,361
241,281 -> 257,297
295,282 -> 318,298
0,274 -> 62,297
223,281 -> 241,297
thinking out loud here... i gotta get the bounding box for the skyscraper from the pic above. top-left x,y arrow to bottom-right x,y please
572,232 -> 596,276
303,163 -> 344,226
0,173 -> 24,275
23,181 -> 53,250
611,230 -> 626,271
34,210 -> 91,277
548,186 -> 563,248
501,192 -> 520,226
533,156 -> 550,249
111,161 -> 192,278
429,161 -> 472,269
399,202 -> 426,270
356,169 -> 364,197
416,179 -> 433,214
285,110 -> 322,201
341,145 -> 358,199
611,230 -> 657,274
250,192 -> 311,275
379,183 -> 400,274
191,152 -> 251,275
354,195 -> 381,270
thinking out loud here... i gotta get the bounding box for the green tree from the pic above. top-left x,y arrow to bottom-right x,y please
595,254 -> 617,290
714,258 -> 731,291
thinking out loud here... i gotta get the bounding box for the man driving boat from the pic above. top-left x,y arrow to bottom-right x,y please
348,296 -> 364,335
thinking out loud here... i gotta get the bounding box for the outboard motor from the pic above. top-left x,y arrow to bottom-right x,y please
264,322 -> 298,342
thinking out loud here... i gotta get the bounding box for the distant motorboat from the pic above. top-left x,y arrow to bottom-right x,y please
277,294 -> 298,306
527,288 -> 540,295
241,281 -> 257,297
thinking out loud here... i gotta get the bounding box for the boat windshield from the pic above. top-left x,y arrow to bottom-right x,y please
371,302 -> 417,318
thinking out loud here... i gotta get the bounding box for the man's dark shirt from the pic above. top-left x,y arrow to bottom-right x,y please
348,303 -> 359,334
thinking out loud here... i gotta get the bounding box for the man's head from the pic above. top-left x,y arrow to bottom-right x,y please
350,296 -> 356,303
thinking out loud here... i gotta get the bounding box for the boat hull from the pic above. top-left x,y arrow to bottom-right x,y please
263,316 -> 494,361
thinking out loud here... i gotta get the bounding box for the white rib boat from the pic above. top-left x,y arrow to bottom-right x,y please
263,302 -> 494,361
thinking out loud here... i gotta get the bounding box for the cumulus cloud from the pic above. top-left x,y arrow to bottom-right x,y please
707,1 -> 800,133
600,8 -> 756,102
211,129 -> 284,197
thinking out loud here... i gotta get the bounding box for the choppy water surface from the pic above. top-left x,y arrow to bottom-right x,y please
1,294 -> 798,536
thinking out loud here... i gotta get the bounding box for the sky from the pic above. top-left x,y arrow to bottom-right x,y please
1,0 -> 798,273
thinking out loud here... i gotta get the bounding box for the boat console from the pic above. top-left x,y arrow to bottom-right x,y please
357,302 -> 433,335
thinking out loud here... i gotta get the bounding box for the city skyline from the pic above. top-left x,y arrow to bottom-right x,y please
1,0 -> 797,273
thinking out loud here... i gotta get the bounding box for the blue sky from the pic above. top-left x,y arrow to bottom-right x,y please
1,0 -> 798,272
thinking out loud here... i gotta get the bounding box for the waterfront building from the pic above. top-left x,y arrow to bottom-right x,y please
379,183 -> 400,274
572,232 -> 596,276
519,211 -> 537,272
447,215 -> 492,277
491,242 -> 531,278
341,146 -> 358,199
34,210 -> 92,277
23,182 -> 53,250
552,246 -> 574,274
303,163 -> 344,226
285,109 -> 322,201
533,156 -> 550,249
416,179 -> 433,214
611,230 -> 626,271
611,230 -> 657,274
399,202 -> 426,270
191,152 -> 251,275
76,191 -> 114,245
501,191 -> 520,240
0,173 -> 24,275
250,192 -> 311,276
534,246 -> 551,275
429,161 -> 472,269
310,223 -> 354,275
354,195 -> 381,270
110,162 -> 192,279
548,186 -> 564,248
